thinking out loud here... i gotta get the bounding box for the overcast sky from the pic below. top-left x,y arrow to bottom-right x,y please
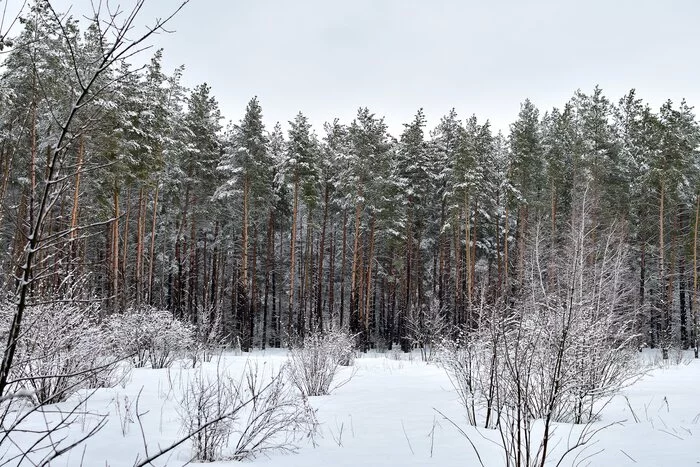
4,0 -> 700,135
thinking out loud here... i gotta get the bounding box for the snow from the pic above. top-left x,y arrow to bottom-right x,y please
7,350 -> 700,466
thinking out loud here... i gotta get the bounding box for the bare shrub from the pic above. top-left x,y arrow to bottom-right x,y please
406,298 -> 450,362
328,330 -> 356,366
440,192 -> 643,466
232,362 -> 318,460
114,394 -> 135,437
177,370 -> 236,461
189,306 -> 228,367
287,331 -> 356,396
177,361 -> 317,462
437,317 -> 503,428
0,302 -> 113,404
106,306 -> 194,369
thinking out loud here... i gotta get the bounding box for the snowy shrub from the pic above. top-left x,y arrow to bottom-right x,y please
233,363 -> 318,460
441,201 -> 644,466
189,306 -> 228,367
177,362 -> 317,462
106,306 -> 194,369
555,307 -> 641,423
178,370 -> 236,461
0,302 -> 113,404
327,330 -> 356,366
437,316 -> 503,428
287,331 -> 355,396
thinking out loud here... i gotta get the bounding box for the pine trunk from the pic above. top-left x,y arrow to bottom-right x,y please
464,192 -> 472,310
340,209 -> 348,328
250,224 -> 258,348
148,184 -> 160,305
288,176 -> 299,344
69,136 -> 84,250
454,212 -> 462,325
328,224 -> 336,329
350,191 -> 363,335
504,201 -> 509,300
316,185 -> 329,332
241,175 -> 250,345
659,183 -> 667,357
135,187 -> 145,305
122,188 -> 131,307
364,214 -> 376,346
693,194 -> 699,357
262,211 -> 274,349
112,187 -> 120,309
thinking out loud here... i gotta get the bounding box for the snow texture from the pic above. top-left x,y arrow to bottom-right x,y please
4,350 -> 699,466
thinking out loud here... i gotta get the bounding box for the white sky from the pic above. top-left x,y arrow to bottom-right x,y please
3,0 -> 700,135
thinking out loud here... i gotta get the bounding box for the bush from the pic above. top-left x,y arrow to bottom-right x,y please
406,298 -> 450,362
177,362 -> 317,462
437,327 -> 500,428
106,307 -> 194,369
177,370 -> 236,461
439,210 -> 644,467
327,330 -> 356,366
287,331 -> 355,397
189,306 -> 228,367
0,302 -> 113,404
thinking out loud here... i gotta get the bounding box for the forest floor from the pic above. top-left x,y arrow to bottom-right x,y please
11,349 -> 700,467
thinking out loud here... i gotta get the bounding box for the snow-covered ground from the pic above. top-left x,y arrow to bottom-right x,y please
10,350 -> 700,466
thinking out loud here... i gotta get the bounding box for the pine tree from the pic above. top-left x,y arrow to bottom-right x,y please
172,83 -> 222,323
346,108 -> 392,348
216,97 -> 271,349
286,112 -> 319,342
509,99 -> 543,293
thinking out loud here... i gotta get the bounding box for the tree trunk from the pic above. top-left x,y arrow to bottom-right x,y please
135,187 -> 145,305
464,192 -> 472,308
250,223 -> 258,349
659,183 -> 667,358
273,229 -> 282,347
210,222 -> 220,327
328,224 -> 336,330
504,201 -> 509,301
112,186 -> 120,309
693,194 -> 699,357
405,207 -> 413,321
189,211 -> 198,323
471,197 -> 478,299
680,253 -> 687,348
517,205 -> 527,292
69,136 -> 84,252
549,181 -> 557,291
340,209 -> 348,329
350,191 -> 363,335
242,175 -> 250,292
148,184 -> 160,305
316,185 -> 329,332
241,175 -> 250,346
122,188 -> 132,308
364,213 -> 376,347
262,211 -> 274,349
300,211 -> 313,339
288,176 -> 299,344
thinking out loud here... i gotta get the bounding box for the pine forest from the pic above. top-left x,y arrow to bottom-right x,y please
0,2 -> 699,466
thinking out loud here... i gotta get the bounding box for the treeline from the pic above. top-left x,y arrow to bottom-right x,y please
1,4 -> 698,352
